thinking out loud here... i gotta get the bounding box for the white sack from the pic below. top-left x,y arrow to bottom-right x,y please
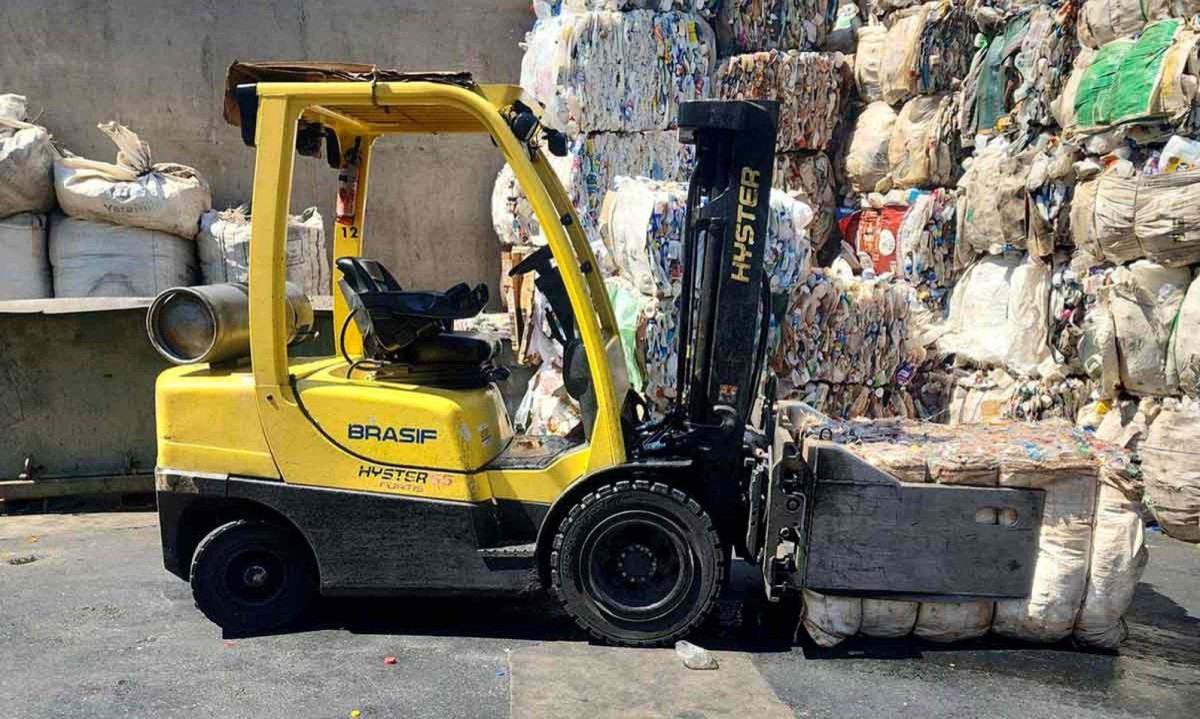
938,254 -> 1022,368
0,107 -> 57,217
913,600 -> 994,642
859,599 -> 919,638
1108,261 -> 1190,396
54,122 -> 211,239
1141,399 -> 1200,542
845,102 -> 897,194
198,207 -> 329,297
1004,257 -> 1053,377
801,590 -> 862,647
993,470 -> 1097,642
1168,272 -> 1200,397
0,213 -> 51,300
48,214 -> 196,298
1074,473 -> 1149,648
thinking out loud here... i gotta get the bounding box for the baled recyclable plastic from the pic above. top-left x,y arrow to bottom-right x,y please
796,418 -> 1144,647
1141,398 -> 1200,542
888,93 -> 960,189
1168,273 -> 1200,396
714,0 -> 838,55
1107,261 -> 1189,396
714,50 -> 844,152
775,151 -> 836,250
0,213 -> 51,300
198,207 -> 329,297
520,10 -> 715,135
1077,0 -> 1200,49
48,214 -> 196,297
857,1 -> 973,106
54,123 -> 211,240
491,131 -> 694,248
844,102 -> 897,193
773,270 -> 914,392
1073,169 -> 1200,268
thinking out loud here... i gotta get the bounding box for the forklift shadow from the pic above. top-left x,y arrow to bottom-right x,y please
247,593 -> 587,643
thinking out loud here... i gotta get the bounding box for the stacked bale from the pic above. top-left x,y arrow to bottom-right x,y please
0,94 -> 56,299
50,122 -> 206,297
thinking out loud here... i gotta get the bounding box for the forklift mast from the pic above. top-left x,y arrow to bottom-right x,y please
674,100 -> 778,430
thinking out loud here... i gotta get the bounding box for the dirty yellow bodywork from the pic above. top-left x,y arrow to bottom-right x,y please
155,75 -> 630,510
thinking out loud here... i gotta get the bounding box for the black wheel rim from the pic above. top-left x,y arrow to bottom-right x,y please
223,549 -> 287,606
579,510 -> 694,623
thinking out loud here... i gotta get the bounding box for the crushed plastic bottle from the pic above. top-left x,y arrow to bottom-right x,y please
674,640 -> 719,670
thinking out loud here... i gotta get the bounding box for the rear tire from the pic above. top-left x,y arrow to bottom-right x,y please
550,480 -> 724,646
190,519 -> 315,634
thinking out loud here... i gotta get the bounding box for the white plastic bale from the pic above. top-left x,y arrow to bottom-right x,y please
0,213 -> 51,300
1107,261 -> 1190,396
48,214 -> 197,298
1076,0 -> 1200,49
844,102 -> 897,194
801,590 -> 862,647
713,50 -> 844,152
913,600 -> 994,642
1074,472 -> 1149,648
853,25 -> 885,102
715,0 -> 838,54
992,469 -> 1097,642
937,254 -> 1022,369
198,207 -> 329,297
888,94 -> 959,190
1141,399 -> 1200,542
520,11 -> 715,135
1003,256 -> 1053,378
53,122 -> 211,240
859,599 -> 919,638
1168,272 -> 1200,396
0,106 -> 57,218
490,131 -> 694,249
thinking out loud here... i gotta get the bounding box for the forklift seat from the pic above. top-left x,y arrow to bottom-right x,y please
336,257 -> 499,371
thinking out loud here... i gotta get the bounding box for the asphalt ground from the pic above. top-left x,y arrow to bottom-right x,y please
1,512 -> 1197,718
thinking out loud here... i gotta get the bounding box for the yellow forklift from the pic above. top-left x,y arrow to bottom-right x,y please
149,62 -> 1043,645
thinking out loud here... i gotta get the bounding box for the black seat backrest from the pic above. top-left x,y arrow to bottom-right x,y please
336,257 -> 489,358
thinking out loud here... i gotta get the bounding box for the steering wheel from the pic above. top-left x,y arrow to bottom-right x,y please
508,244 -> 554,278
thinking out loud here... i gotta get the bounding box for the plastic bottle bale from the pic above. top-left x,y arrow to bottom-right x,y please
520,10 -> 715,135
1108,261 -> 1190,396
992,464 -> 1098,642
1074,468 -> 1149,648
0,97 -> 57,218
1141,399 -> 1200,543
0,213 -> 52,300
913,600 -> 994,642
198,207 -> 329,297
714,0 -> 838,55
860,599 -> 919,638
845,102 -> 897,194
53,122 -> 211,240
1168,273 -> 1200,397
888,94 -> 960,190
801,590 -> 862,647
48,214 -> 196,298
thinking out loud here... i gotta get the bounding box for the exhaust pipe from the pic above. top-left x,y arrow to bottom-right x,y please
146,283 -> 314,365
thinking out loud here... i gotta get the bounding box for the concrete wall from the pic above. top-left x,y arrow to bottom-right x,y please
0,0 -> 533,296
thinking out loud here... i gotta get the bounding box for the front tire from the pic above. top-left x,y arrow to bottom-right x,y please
550,480 -> 724,646
189,519 -> 316,634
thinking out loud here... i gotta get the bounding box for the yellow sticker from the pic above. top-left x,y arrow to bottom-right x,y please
687,21 -> 698,44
